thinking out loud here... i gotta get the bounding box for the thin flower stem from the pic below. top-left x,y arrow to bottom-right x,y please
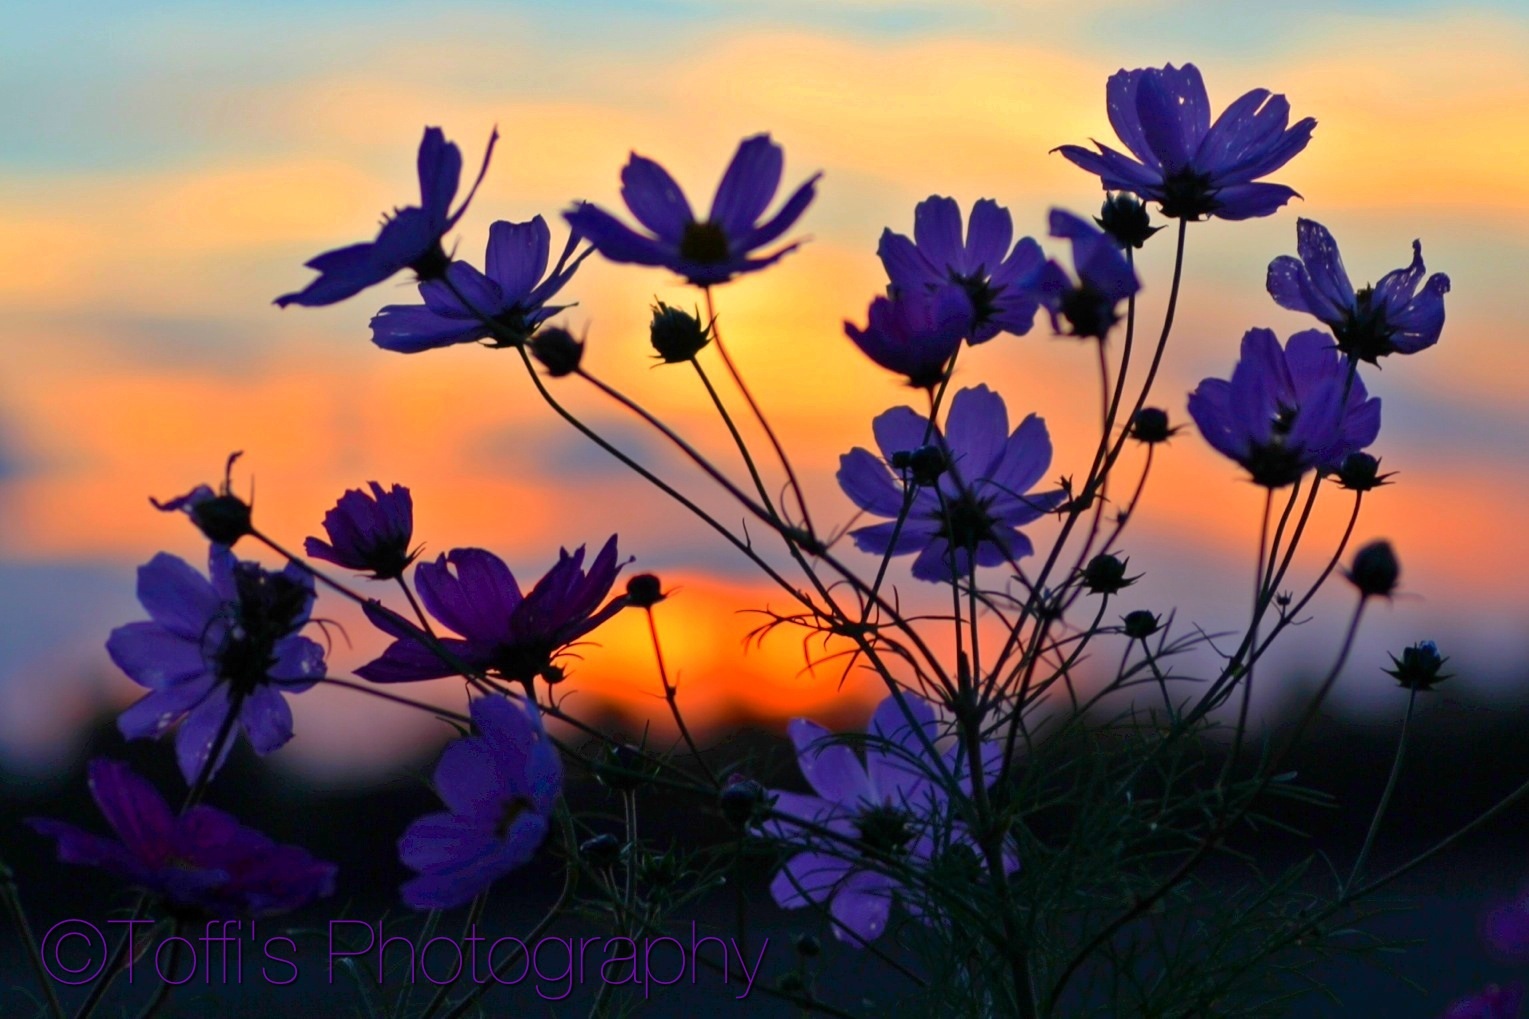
130,920 -> 185,1019
314,677 -> 470,723
1346,684 -> 1419,894
692,358 -> 782,520
1223,488 -> 1276,787
417,894 -> 486,1019
988,218 -> 1188,703
397,575 -> 436,638
575,366 -> 776,527
1047,594 -> 1368,1011
862,352 -> 960,615
438,848 -> 576,1019
703,287 -> 815,537
645,606 -> 719,787
70,895 -> 149,1019
1252,490 -> 1363,661
0,857 -> 65,1019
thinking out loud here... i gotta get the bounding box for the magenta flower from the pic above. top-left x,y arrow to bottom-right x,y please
766,694 -> 1014,944
357,537 -> 627,686
1267,218 -> 1450,363
1056,63 -> 1315,221
28,760 -> 335,918
370,216 -> 588,353
845,283 -> 971,389
1187,328 -> 1380,488
275,126 -> 498,308
877,196 -> 1045,344
305,482 -> 418,580
837,385 -> 1065,583
1035,209 -> 1141,340
108,549 -> 325,784
564,133 -> 820,286
400,695 -> 561,910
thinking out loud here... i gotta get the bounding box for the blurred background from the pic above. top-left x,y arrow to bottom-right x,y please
2,0 -> 1528,1014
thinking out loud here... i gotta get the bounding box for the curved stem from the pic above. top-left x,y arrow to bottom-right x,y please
1346,684 -> 1419,893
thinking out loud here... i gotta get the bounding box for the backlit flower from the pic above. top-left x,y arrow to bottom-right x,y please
1035,209 -> 1141,340
1266,218 -> 1450,363
837,385 -> 1065,583
877,196 -> 1044,344
357,537 -> 627,686
276,127 -> 497,308
845,284 -> 971,389
370,216 -> 587,353
399,695 -> 561,910
1056,63 -> 1315,221
305,482 -> 417,580
1187,328 -> 1380,488
108,548 -> 324,784
564,133 -> 819,286
29,759 -> 335,917
766,694 -> 1014,944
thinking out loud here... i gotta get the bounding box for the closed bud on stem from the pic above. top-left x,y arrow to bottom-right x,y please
1346,540 -> 1400,598
649,301 -> 711,363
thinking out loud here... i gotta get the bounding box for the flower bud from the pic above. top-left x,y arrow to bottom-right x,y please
1336,452 -> 1392,492
719,776 -> 767,826
1081,554 -> 1135,595
794,934 -> 821,958
1346,540 -> 1400,598
530,326 -> 584,377
1129,408 -> 1173,444
151,453 -> 254,547
907,444 -> 948,486
1385,640 -> 1450,691
649,301 -> 711,363
595,742 -> 655,792
1096,193 -> 1160,250
625,573 -> 665,609
1122,609 -> 1161,639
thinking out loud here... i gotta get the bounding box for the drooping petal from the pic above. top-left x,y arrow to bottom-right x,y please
769,851 -> 853,909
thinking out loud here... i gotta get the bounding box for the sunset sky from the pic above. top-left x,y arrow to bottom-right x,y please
3,1 -> 1527,783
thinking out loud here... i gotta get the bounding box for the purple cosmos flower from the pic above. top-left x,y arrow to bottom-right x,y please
275,126 -> 498,308
1056,63 -> 1315,221
877,196 -> 1045,344
563,133 -> 820,287
1445,984 -> 1525,1019
369,216 -> 589,353
766,693 -> 1014,944
1267,218 -> 1450,363
845,283 -> 971,389
1187,328 -> 1381,489
1036,209 -> 1141,340
357,537 -> 627,686
399,694 -> 561,910
837,385 -> 1065,583
107,548 -> 325,784
305,482 -> 418,580
28,759 -> 335,917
